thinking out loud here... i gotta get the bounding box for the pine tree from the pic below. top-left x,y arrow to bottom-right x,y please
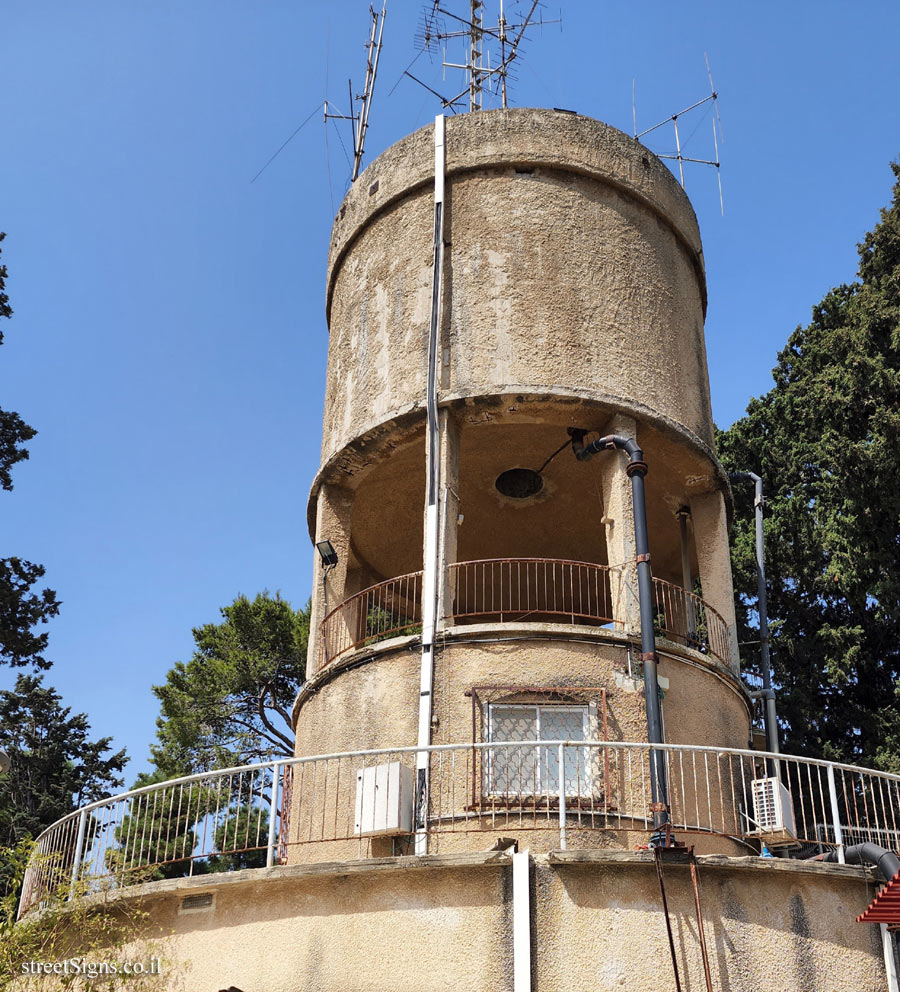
0,234 -> 59,669
149,593 -> 310,774
0,675 -> 127,858
718,162 -> 900,770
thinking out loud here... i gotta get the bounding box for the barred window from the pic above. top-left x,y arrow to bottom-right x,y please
487,703 -> 591,797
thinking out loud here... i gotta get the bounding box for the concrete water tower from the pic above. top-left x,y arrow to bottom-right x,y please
17,106 -> 890,992
292,108 -> 749,858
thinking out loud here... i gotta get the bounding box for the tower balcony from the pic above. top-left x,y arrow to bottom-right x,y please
320,557 -> 733,669
18,739 -> 900,918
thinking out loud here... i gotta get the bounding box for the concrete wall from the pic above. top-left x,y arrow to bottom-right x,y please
94,854 -> 886,992
321,109 -> 710,467
305,110 -> 737,699
290,630 -> 750,862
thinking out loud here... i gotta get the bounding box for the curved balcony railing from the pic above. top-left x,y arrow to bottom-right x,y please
18,741 -> 900,918
321,559 -> 732,667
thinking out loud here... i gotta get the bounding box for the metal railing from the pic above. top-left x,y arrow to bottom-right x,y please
19,741 -> 900,917
321,559 -> 732,667
651,576 -> 732,662
448,558 -> 614,627
322,570 -> 423,664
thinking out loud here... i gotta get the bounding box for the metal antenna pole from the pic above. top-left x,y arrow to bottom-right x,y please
409,1 -> 556,112
712,116 -> 724,215
632,78 -> 637,137
352,2 -> 387,181
498,0 -> 507,108
633,57 -> 725,207
324,3 -> 387,183
672,115 -> 685,188
469,0 -> 484,111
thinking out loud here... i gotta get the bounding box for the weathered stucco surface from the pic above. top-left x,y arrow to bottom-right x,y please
291,629 -> 750,862
101,854 -> 885,992
321,108 -> 711,470
306,109 -> 736,696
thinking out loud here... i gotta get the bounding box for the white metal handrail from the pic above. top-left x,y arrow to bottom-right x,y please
19,740 -> 900,917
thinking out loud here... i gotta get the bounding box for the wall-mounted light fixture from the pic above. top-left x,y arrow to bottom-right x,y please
316,539 -> 339,619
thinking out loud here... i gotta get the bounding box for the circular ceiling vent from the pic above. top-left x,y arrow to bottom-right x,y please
495,468 -> 543,499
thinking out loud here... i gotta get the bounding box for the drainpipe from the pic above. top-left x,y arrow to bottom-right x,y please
569,429 -> 670,843
730,472 -> 779,758
819,843 -> 900,881
675,507 -> 696,640
414,113 -> 446,855
820,846 -> 900,992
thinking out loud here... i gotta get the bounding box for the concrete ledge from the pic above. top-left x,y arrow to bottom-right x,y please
547,848 -> 874,881
308,388 -> 733,531
84,850 -> 512,910
294,621 -> 749,726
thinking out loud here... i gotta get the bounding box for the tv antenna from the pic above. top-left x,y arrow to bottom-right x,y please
409,1 -> 560,112
633,54 -> 724,215
324,2 -> 387,182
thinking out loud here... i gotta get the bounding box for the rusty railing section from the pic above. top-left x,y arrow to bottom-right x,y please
320,559 -> 732,668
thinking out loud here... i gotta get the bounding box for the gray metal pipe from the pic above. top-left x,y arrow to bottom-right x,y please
676,508 -> 696,639
570,429 -> 670,841
730,471 -> 779,757
821,843 -> 900,882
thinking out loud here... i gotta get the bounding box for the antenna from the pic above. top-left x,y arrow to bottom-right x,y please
324,3 -> 387,182
408,1 -> 559,112
633,54 -> 724,215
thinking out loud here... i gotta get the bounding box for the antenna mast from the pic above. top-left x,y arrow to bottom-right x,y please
324,2 -> 387,182
633,54 -> 724,214
412,1 -> 557,112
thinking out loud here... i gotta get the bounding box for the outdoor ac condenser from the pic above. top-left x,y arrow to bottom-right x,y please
750,776 -> 797,843
354,761 -> 414,837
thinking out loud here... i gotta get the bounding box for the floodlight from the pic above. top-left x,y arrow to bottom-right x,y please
316,539 -> 339,567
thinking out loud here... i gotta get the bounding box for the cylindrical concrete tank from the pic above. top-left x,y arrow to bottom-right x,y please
322,109 -> 712,467
295,110 -> 748,861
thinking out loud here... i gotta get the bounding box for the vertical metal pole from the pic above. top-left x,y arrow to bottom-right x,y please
498,0 -> 508,109
558,742 -> 567,850
415,114 -> 446,856
731,472 -> 779,762
69,809 -> 87,897
469,0 -> 483,111
630,460 -> 668,836
266,762 -> 282,868
512,850 -> 532,992
882,924 -> 900,992
826,763 -> 845,864
672,116 -> 685,187
676,508 -> 696,639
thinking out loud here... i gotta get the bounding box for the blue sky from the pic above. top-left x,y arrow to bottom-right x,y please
2,0 -> 899,782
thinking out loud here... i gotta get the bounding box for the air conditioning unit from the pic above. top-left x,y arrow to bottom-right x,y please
354,762 -> 414,837
749,776 -> 797,844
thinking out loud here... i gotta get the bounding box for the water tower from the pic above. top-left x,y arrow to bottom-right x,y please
292,108 -> 749,857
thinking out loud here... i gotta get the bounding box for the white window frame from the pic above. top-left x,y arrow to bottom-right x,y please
485,703 -> 594,798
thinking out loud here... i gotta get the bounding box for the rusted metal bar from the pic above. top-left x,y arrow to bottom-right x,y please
654,847 -> 683,992
689,849 -> 715,992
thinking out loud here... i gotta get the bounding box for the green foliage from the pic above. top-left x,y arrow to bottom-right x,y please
718,162 -> 900,770
205,803 -> 269,872
106,771 -> 205,882
1,839 -> 167,991
0,232 -> 37,493
108,779 -> 270,881
149,593 -> 310,775
364,604 -> 421,646
0,676 -> 127,853
0,560 -> 60,671
0,236 -> 55,665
